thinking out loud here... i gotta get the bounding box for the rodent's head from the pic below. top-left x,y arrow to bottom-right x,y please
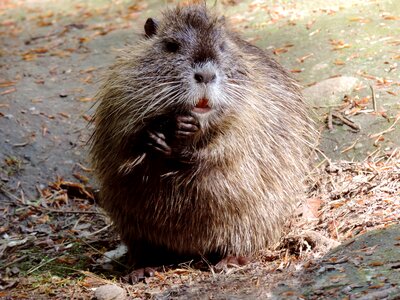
132,5 -> 251,126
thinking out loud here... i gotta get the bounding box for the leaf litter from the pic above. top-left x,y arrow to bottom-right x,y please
1,148 -> 399,298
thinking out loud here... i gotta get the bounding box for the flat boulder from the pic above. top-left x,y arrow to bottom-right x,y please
303,76 -> 359,107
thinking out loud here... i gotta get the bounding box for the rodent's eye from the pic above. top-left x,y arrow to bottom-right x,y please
164,40 -> 180,53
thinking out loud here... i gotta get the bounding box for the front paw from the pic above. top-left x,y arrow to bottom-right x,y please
175,115 -> 200,138
147,130 -> 172,156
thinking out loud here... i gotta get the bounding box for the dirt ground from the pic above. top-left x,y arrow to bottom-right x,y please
0,0 -> 399,299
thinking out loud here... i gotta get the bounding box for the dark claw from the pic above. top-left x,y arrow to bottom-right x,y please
177,122 -> 199,132
147,130 -> 171,155
144,267 -> 155,277
176,130 -> 195,137
175,115 -> 200,138
123,267 -> 156,284
176,115 -> 198,124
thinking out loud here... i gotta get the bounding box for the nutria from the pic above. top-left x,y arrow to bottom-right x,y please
90,4 -> 314,268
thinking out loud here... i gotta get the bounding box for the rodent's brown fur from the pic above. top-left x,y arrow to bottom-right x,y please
90,5 -> 314,264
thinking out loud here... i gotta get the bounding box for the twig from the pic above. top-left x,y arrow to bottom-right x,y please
1,255 -> 28,269
386,148 -> 399,164
370,84 -> 377,111
37,206 -> 104,215
327,111 -> 333,131
0,185 -> 22,202
341,138 -> 360,153
364,148 -> 381,162
0,187 -> 103,215
332,111 -> 360,131
84,224 -> 112,237
26,257 -> 58,275
370,116 -> 399,138
314,147 -> 332,166
13,142 -> 29,147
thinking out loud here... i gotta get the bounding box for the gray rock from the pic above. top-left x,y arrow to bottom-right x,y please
303,76 -> 359,107
94,284 -> 127,300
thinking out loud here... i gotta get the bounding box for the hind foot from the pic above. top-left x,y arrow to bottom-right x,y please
123,267 -> 158,284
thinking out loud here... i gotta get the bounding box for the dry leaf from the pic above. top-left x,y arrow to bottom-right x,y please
32,47 -> 48,54
0,81 -> 16,87
79,97 -> 94,102
273,48 -> 288,55
334,59 -> 345,65
0,87 -> 16,95
22,53 -> 37,61
302,197 -> 323,219
37,20 -> 52,27
82,114 -> 92,122
297,53 -> 313,63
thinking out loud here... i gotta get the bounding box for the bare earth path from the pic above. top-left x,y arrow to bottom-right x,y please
1,0 -> 399,299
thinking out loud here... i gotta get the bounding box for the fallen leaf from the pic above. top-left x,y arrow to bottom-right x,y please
81,74 -> 93,84
349,17 -> 371,23
382,15 -> 399,20
37,20 -> 52,27
78,37 -> 91,43
50,50 -> 71,58
57,256 -> 78,265
82,114 -> 92,122
0,87 -> 16,95
273,48 -> 288,55
0,81 -> 17,87
73,172 -> 90,184
332,44 -> 351,50
32,47 -> 48,54
58,112 -> 70,118
309,28 -> 321,36
22,53 -> 37,61
80,67 -> 97,73
306,19 -> 315,30
334,59 -> 345,65
79,97 -> 94,102
297,53 -> 313,63
37,214 -> 50,224
302,197 -> 323,219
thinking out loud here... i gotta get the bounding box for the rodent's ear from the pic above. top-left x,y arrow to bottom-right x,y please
144,18 -> 158,38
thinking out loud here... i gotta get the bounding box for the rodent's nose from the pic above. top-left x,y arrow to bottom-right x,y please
194,72 -> 216,84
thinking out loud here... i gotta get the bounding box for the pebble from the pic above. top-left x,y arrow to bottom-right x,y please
94,284 -> 126,300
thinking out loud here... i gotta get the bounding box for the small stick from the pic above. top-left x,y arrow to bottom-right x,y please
332,112 -> 360,131
314,147 -> 332,166
327,111 -> 333,131
364,148 -> 381,162
370,116 -> 399,138
84,224 -> 112,237
1,255 -> 28,269
36,206 -> 104,215
341,138 -> 360,153
26,257 -> 58,275
370,84 -> 377,111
